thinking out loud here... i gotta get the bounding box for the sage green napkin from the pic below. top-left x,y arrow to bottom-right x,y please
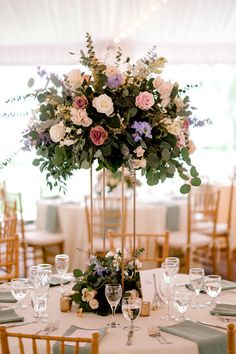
0,291 -> 17,303
0,309 -> 24,324
166,204 -> 180,231
45,205 -> 61,233
53,325 -> 107,354
211,303 -> 236,316
50,275 -> 71,287
160,320 -> 226,354
185,279 -> 236,293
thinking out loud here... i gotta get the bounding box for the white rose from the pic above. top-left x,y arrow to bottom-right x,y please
49,121 -> 66,142
81,288 -> 97,302
70,108 -> 92,127
89,298 -> 99,310
92,94 -> 114,116
174,97 -> 185,111
81,116 -> 92,127
166,122 -> 181,136
67,69 -> 83,90
153,76 -> 165,90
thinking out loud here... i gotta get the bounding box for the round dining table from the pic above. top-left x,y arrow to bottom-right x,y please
1,271 -> 232,354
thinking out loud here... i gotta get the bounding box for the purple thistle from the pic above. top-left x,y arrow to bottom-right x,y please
107,74 -> 123,89
131,121 -> 152,141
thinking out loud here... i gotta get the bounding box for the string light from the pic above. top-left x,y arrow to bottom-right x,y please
112,0 -> 165,44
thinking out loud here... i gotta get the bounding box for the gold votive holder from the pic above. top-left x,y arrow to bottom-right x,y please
60,291 -> 73,312
140,301 -> 150,317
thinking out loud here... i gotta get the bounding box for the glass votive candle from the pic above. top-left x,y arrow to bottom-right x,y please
140,301 -> 150,317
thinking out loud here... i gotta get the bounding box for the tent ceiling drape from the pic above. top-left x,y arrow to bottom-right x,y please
0,0 -> 236,65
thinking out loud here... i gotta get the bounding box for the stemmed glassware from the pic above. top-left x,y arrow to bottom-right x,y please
173,290 -> 191,321
165,257 -> 180,275
160,277 -> 175,321
204,275 -> 222,306
105,284 -> 122,328
10,278 -> 28,309
31,291 -> 48,322
189,267 -> 205,308
55,254 -> 70,293
34,269 -> 52,293
122,297 -> 141,331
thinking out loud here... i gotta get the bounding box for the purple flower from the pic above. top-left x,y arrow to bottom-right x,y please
131,121 -> 152,142
107,74 -> 123,89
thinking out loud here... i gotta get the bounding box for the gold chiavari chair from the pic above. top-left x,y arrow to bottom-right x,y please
0,215 -> 19,282
168,188 -> 220,273
227,323 -> 236,354
108,231 -> 169,269
0,327 -> 99,354
84,195 -> 128,255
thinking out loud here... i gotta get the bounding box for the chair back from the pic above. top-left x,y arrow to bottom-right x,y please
108,231 -> 169,269
85,195 -> 128,254
0,216 -> 19,281
0,326 -> 99,354
227,323 -> 236,354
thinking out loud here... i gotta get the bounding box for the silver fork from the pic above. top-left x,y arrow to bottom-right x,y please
148,326 -> 173,344
50,319 -> 60,333
35,322 -> 53,335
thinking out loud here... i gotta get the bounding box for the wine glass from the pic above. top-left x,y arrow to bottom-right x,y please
160,276 -> 175,321
189,267 -> 205,308
161,261 -> 176,284
28,265 -> 39,289
105,284 -> 122,328
38,264 -> 52,271
55,254 -> 70,293
34,269 -> 52,293
173,290 -> 191,321
165,257 -> 180,275
31,291 -> 48,322
122,297 -> 141,331
10,278 -> 28,309
204,274 -> 222,305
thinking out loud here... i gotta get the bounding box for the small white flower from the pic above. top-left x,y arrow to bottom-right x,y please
62,139 -> 75,146
77,128 -> 82,135
49,121 -> 66,142
65,127 -> 72,133
134,146 -> 145,157
105,251 -> 115,258
81,288 -> 97,302
67,69 -> 83,90
92,94 -> 114,116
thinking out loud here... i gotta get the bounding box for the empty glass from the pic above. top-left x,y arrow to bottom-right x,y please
28,265 -> 39,289
174,290 -> 190,321
189,267 -> 205,308
160,277 -> 175,321
204,275 -> 222,305
31,292 -> 48,322
10,278 -> 28,309
38,264 -> 52,271
55,254 -> 70,293
161,261 -> 177,284
165,257 -> 180,275
105,284 -> 122,328
122,297 -> 141,331
34,269 -> 52,293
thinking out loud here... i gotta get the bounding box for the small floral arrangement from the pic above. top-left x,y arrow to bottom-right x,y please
72,249 -> 143,316
22,33 -> 202,193
95,168 -> 141,194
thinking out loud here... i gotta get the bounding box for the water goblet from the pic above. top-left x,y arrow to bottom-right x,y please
105,284 -> 122,328
31,291 -> 48,323
34,269 -> 52,294
204,274 -> 222,306
55,254 -> 70,293
122,297 -> 141,331
10,278 -> 28,309
173,290 -> 191,321
189,267 -> 205,308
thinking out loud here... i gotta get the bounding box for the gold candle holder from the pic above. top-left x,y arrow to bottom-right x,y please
140,301 -> 150,317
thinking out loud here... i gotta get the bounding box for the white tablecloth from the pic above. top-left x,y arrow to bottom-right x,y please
2,271 -> 232,354
36,199 -> 186,270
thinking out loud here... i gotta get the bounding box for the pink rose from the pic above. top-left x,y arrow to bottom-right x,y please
135,91 -> 155,110
183,118 -> 190,131
176,132 -> 186,147
90,126 -> 108,146
73,95 -> 88,109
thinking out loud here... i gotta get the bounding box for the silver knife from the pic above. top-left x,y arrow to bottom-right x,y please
196,320 -> 227,330
5,320 -> 36,328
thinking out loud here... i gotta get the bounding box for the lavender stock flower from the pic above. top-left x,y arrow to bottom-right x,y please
131,121 -> 152,142
107,73 -> 123,89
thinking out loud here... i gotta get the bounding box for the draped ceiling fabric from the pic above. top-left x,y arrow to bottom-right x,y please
0,0 -> 236,65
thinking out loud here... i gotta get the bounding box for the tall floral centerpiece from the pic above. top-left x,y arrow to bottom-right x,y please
23,33 -> 201,194
22,33 -> 203,314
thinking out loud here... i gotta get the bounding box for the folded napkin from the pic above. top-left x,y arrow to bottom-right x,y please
166,205 -> 180,231
185,279 -> 236,293
0,309 -> 24,324
45,205 -> 61,233
53,325 -> 107,354
0,291 -> 17,303
160,320 -> 226,354
211,303 -> 236,316
50,275 -> 71,287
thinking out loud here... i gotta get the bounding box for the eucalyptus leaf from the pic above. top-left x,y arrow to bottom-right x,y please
180,184 -> 191,194
191,177 -> 201,186
28,77 -> 34,88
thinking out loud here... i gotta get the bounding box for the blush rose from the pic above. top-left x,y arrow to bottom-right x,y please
90,126 -> 108,146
